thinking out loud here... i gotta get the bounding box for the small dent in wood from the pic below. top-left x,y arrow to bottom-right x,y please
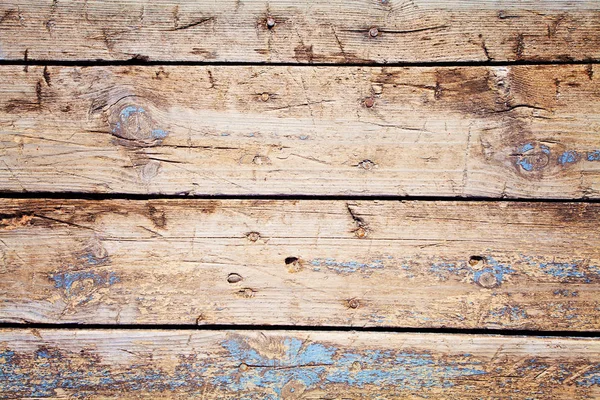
227,273 -> 243,284
245,231 -> 261,242
357,159 -> 377,170
237,288 -> 256,298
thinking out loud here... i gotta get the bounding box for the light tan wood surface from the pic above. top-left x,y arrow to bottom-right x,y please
0,199 -> 598,330
1,65 -> 599,198
1,0 -> 599,63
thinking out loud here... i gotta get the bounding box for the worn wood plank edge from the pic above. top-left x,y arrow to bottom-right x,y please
1,329 -> 599,398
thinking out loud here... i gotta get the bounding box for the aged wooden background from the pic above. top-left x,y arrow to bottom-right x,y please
1,0 -> 599,398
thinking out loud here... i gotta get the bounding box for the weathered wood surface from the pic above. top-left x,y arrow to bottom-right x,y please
1,1 -> 600,63
1,329 -> 599,399
1,199 -> 599,330
1,65 -> 600,198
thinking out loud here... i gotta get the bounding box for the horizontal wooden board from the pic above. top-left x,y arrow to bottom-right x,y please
1,1 -> 600,63
1,199 -> 599,330
1,65 -> 600,198
1,329 -> 599,399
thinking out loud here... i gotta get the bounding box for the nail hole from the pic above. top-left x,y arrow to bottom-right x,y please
238,288 -> 256,298
227,273 -> 243,284
260,92 -> 270,102
239,363 -> 249,371
246,231 -> 261,242
469,255 -> 485,266
369,27 -> 379,37
285,257 -> 299,265
266,16 -> 276,29
347,298 -> 360,309
364,97 -> 375,108
358,159 -> 377,170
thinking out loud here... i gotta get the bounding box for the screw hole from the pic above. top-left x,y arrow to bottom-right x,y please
285,257 -> 299,265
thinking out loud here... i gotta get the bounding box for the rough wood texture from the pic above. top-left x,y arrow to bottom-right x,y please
1,329 -> 599,399
1,64 -> 600,198
1,1 -> 600,63
1,199 -> 599,330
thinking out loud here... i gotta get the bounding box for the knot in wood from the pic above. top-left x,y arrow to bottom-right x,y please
516,143 -> 550,172
109,104 -> 168,147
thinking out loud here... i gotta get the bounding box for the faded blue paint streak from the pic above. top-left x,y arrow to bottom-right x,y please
310,258 -> 384,274
51,271 -> 119,295
490,306 -> 527,320
558,151 -> 578,165
216,338 -> 487,393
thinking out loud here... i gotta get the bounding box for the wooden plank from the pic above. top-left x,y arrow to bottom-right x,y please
1,199 -> 599,330
1,329 -> 599,398
1,1 -> 600,63
1,65 -> 600,198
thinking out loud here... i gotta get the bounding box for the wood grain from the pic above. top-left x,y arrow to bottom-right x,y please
0,199 -> 599,330
1,1 -> 599,63
1,64 -> 600,198
1,329 -> 599,399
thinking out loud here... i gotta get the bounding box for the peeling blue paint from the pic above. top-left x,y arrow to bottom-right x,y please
472,257 -> 515,285
299,135 -> 309,140
520,143 -> 535,153
151,129 -> 168,139
540,145 -> 551,155
558,151 -> 578,165
490,306 -> 527,321
216,337 -> 487,394
517,157 -> 534,171
51,271 -> 119,296
588,151 -> 600,161
121,106 -> 144,119
578,365 -> 600,387
310,258 -> 384,274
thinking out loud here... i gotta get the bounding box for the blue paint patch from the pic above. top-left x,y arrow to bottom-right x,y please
577,365 -> 600,387
540,145 -> 551,155
558,151 -> 578,165
310,258 -> 384,274
299,135 -> 309,140
517,157 -> 534,171
587,150 -> 600,161
472,257 -> 515,286
429,262 -> 469,281
151,129 -> 168,139
121,106 -> 144,119
489,306 -> 527,321
520,143 -> 535,153
217,337 -> 487,393
51,271 -> 119,296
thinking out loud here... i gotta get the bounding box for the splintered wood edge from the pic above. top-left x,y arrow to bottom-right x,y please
0,329 -> 599,398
